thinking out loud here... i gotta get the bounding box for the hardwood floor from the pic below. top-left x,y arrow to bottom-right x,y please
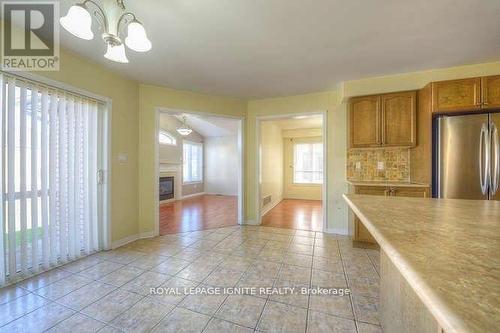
261,199 -> 323,231
159,194 -> 238,235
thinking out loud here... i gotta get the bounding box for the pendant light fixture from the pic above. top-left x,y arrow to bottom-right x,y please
60,0 -> 152,63
177,116 -> 193,136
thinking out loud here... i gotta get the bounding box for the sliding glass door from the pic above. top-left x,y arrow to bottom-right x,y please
0,73 -> 108,285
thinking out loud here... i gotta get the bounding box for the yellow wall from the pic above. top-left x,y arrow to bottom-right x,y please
138,84 -> 246,234
283,136 -> 323,201
33,49 -> 140,243
260,121 -> 284,214
246,91 -> 347,231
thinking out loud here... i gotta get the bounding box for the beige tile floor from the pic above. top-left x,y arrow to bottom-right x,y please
0,225 -> 382,333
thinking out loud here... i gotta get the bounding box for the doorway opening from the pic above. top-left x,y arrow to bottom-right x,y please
155,109 -> 244,235
257,113 -> 327,232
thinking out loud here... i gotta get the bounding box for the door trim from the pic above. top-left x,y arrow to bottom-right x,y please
255,111 -> 328,232
154,108 -> 245,236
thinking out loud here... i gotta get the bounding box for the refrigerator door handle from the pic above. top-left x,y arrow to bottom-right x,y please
479,123 -> 490,196
491,122 -> 499,195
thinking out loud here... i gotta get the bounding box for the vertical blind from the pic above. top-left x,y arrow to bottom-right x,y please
0,73 -> 103,285
293,142 -> 323,184
183,141 -> 203,183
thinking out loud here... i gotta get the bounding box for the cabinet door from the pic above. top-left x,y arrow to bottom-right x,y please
355,186 -> 389,196
350,96 -> 381,148
381,91 -> 417,147
353,185 -> 387,244
482,75 -> 500,109
432,78 -> 481,113
391,186 -> 430,198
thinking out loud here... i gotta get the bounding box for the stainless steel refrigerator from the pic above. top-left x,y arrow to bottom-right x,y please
434,112 -> 499,200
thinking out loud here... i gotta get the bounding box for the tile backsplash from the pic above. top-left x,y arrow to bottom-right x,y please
347,148 -> 410,182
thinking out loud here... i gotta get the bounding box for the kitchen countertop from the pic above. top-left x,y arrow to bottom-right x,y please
346,180 -> 430,187
343,194 -> 500,333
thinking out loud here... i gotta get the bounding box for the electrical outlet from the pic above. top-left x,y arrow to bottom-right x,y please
355,161 -> 361,170
377,161 -> 385,171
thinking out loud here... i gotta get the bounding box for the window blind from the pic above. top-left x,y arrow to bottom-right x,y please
293,142 -> 323,184
183,141 -> 203,183
0,73 -> 103,285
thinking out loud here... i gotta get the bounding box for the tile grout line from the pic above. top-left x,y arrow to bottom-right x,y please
337,238 -> 360,333
304,232 -> 317,333
254,233 -> 289,332
144,226 -> 245,332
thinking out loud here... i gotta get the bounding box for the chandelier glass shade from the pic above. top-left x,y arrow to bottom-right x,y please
104,43 -> 128,63
60,4 -> 94,40
177,116 -> 193,136
60,0 -> 152,63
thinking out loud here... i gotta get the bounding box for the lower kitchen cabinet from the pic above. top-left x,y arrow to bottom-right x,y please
349,184 -> 430,244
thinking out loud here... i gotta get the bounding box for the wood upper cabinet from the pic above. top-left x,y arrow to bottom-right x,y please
482,75 -> 500,109
349,91 -> 417,148
381,91 -> 417,147
349,95 -> 381,148
431,78 -> 482,113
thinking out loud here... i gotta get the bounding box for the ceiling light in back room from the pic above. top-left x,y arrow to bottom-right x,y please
177,116 -> 193,136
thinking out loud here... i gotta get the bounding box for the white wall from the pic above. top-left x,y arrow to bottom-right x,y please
158,114 -> 205,196
204,136 -> 239,196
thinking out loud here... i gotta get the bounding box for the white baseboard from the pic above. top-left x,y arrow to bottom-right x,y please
204,192 -> 238,197
242,219 -> 260,225
111,231 -> 156,249
159,198 -> 176,205
261,198 -> 283,216
181,192 -> 205,200
323,228 -> 349,235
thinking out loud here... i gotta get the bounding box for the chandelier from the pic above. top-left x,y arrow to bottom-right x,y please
177,116 -> 193,136
60,0 -> 152,63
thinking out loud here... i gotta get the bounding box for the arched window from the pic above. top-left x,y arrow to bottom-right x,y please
159,130 -> 177,145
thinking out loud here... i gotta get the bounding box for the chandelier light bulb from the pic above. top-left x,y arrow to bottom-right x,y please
60,4 -> 94,40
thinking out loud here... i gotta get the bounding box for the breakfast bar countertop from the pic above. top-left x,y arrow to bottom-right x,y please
343,194 -> 500,333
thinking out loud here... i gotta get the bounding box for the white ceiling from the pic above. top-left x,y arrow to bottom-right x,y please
174,114 -> 239,137
270,115 -> 323,130
59,0 -> 500,98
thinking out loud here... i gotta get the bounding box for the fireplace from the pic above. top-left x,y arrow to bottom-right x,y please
159,176 -> 174,201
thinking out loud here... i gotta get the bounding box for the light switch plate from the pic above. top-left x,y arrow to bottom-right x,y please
377,161 -> 385,171
118,153 -> 128,164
